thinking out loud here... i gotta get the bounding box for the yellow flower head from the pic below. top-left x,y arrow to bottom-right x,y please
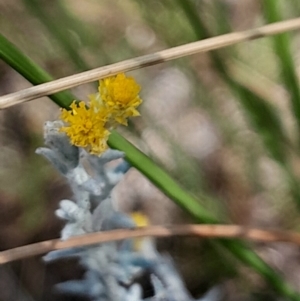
99,73 -> 142,125
60,100 -> 110,155
60,73 -> 142,156
130,211 -> 150,251
130,211 -> 149,228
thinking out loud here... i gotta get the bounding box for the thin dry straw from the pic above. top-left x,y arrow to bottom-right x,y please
1,224 -> 300,264
1,17 -> 300,109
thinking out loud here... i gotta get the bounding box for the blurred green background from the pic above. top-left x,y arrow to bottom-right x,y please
1,0 -> 300,300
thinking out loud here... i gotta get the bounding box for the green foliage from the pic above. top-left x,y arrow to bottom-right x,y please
263,0 -> 300,135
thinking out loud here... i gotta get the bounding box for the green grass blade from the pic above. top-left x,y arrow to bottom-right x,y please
263,0 -> 300,134
175,0 -> 300,207
108,132 -> 216,222
0,34 -> 74,107
196,0 -> 300,207
1,33 -> 300,300
22,0 -> 90,71
223,239 -> 300,300
176,0 -> 288,165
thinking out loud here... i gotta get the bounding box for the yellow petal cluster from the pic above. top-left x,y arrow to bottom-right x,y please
99,73 -> 142,125
60,99 -> 110,154
60,73 -> 142,155
130,211 -> 149,228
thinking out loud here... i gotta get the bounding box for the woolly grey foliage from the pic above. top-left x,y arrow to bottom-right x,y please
38,121 -> 213,301
36,121 -> 79,175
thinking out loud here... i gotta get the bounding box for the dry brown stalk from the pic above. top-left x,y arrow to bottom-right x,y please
1,17 -> 300,109
1,224 -> 300,264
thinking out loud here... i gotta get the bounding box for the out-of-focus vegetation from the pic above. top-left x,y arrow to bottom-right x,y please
1,0 -> 300,300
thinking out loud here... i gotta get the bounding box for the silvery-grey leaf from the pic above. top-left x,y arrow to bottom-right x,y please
43,248 -> 83,262
36,147 -> 69,175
